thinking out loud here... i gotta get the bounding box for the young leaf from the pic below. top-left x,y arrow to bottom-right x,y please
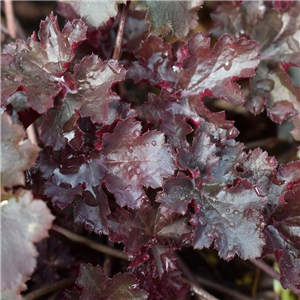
179,33 -> 260,104
1,190 -> 54,296
1,14 -> 87,113
127,35 -> 177,88
75,263 -> 148,300
40,55 -> 126,150
178,132 -> 219,182
135,1 -> 203,38
1,113 -> 40,187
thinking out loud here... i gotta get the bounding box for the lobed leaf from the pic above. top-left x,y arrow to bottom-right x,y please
1,14 -> 87,113
96,118 -> 176,208
1,113 -> 40,187
60,1 -> 126,28
75,263 -> 148,300
194,180 -> 267,260
1,190 -> 54,296
179,33 -> 260,104
135,0 -> 203,38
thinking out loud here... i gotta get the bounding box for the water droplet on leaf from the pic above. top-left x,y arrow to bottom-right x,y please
229,222 -> 235,227
233,210 -> 239,215
128,146 -> 134,153
224,60 -> 232,71
160,192 -> 167,199
151,140 -> 157,146
254,186 -> 265,197
133,129 -> 139,137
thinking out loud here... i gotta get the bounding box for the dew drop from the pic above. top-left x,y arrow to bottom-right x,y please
226,250 -> 235,260
265,156 -> 276,167
259,4 -> 265,11
206,232 -> 214,238
172,65 -> 180,73
233,209 -> 239,215
151,140 -> 157,146
211,225 -> 216,230
254,186 -> 265,197
135,168 -> 141,175
108,62 -> 120,74
146,143 -> 150,147
229,222 -> 235,227
226,208 -> 230,212
160,192 -> 167,199
259,233 -> 265,238
133,129 -> 140,137
133,156 -> 138,161
125,184 -> 132,191
163,51 -> 168,57
128,146 -> 134,153
224,60 -> 232,71
226,127 -> 239,139
240,29 -> 245,34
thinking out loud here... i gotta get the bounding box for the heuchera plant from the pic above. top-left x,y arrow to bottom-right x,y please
1,1 -> 300,299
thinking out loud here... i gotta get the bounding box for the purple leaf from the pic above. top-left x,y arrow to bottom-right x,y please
264,182 -> 300,290
178,132 -> 219,182
194,179 -> 267,260
76,263 -> 148,300
74,187 -> 110,235
1,14 -> 87,113
156,174 -> 196,215
109,205 -> 192,276
179,33 -> 260,104
127,35 -> 177,87
97,118 -> 176,209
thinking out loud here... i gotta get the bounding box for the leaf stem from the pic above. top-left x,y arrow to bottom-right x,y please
176,255 -> 219,300
249,258 -> 280,280
112,1 -> 130,60
52,224 -> 128,260
23,277 -> 75,300
4,0 -> 16,39
195,276 -> 255,300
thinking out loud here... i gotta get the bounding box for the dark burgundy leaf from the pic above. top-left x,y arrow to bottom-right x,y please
178,132 -> 219,182
273,1 -> 293,11
40,55 -> 126,150
109,205 -> 192,276
212,1 -> 300,121
133,266 -> 189,300
96,118 -> 176,209
135,1 -> 203,38
74,187 -> 110,235
1,112 -> 40,187
76,263 -> 148,300
127,36 -> 177,88
156,174 -> 197,215
1,14 -> 87,113
141,90 -> 193,147
179,33 -> 260,104
246,63 -> 300,122
44,180 -> 83,210
194,180 -> 267,260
